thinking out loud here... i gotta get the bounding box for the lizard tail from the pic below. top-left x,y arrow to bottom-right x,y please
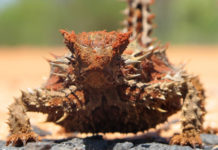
122,0 -> 155,47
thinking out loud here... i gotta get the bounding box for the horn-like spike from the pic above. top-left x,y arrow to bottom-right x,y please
49,62 -> 68,68
56,112 -> 68,123
49,53 -> 62,59
135,53 -> 150,61
27,88 -> 34,94
156,107 -> 167,113
20,90 -> 26,98
52,60 -> 69,64
126,74 -> 141,79
158,95 -> 166,100
60,29 -> 77,53
112,31 -> 132,54
124,52 -> 150,65
43,57 -> 52,63
59,29 -> 69,36
125,59 -> 141,65
51,72 -> 67,77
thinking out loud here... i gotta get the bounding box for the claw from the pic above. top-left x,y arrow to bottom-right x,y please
6,132 -> 39,147
170,131 -> 202,148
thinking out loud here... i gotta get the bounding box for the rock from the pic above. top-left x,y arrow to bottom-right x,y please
51,136 -> 108,150
133,143 -> 194,150
0,141 -> 18,150
0,141 -> 5,147
1,134 -> 218,150
204,145 -> 217,150
201,134 -> 218,145
113,142 -> 134,150
51,139 -> 85,150
23,142 -> 54,150
1,141 -> 54,150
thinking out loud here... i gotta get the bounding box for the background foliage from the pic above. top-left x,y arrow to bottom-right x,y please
0,0 -> 217,46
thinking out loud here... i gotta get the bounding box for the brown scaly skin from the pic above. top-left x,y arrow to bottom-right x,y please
6,0 -> 206,148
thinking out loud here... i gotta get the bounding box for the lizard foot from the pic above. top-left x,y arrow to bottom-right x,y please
6,132 -> 40,147
170,130 -> 202,148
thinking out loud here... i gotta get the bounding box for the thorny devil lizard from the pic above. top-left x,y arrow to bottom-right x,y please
6,0 -> 206,148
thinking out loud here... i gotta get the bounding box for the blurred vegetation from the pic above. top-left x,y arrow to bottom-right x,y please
154,0 -> 218,44
0,0 -> 217,46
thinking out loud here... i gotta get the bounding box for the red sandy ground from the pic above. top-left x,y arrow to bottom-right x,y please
0,46 -> 217,141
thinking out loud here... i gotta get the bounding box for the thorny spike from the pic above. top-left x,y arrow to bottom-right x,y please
51,59 -> 70,64
59,29 -> 70,36
125,59 -> 141,65
49,53 -> 62,59
56,112 -> 68,123
158,95 -> 166,100
44,57 -> 52,63
132,51 -> 143,57
156,107 -> 167,113
126,74 -> 141,79
20,90 -> 26,98
27,88 -> 34,94
146,106 -> 151,110
65,56 -> 74,62
124,53 -> 149,65
49,62 -> 68,68
51,72 -> 67,77
136,53 -> 150,60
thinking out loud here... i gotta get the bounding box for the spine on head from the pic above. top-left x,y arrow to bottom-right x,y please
123,0 -> 155,47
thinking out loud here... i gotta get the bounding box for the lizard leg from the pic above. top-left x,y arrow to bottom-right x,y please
6,86 -> 78,146
6,97 -> 39,146
170,77 -> 206,148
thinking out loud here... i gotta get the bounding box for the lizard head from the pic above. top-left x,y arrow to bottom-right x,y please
60,30 -> 131,89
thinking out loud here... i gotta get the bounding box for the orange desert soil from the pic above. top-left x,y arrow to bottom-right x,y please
0,45 -> 217,141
